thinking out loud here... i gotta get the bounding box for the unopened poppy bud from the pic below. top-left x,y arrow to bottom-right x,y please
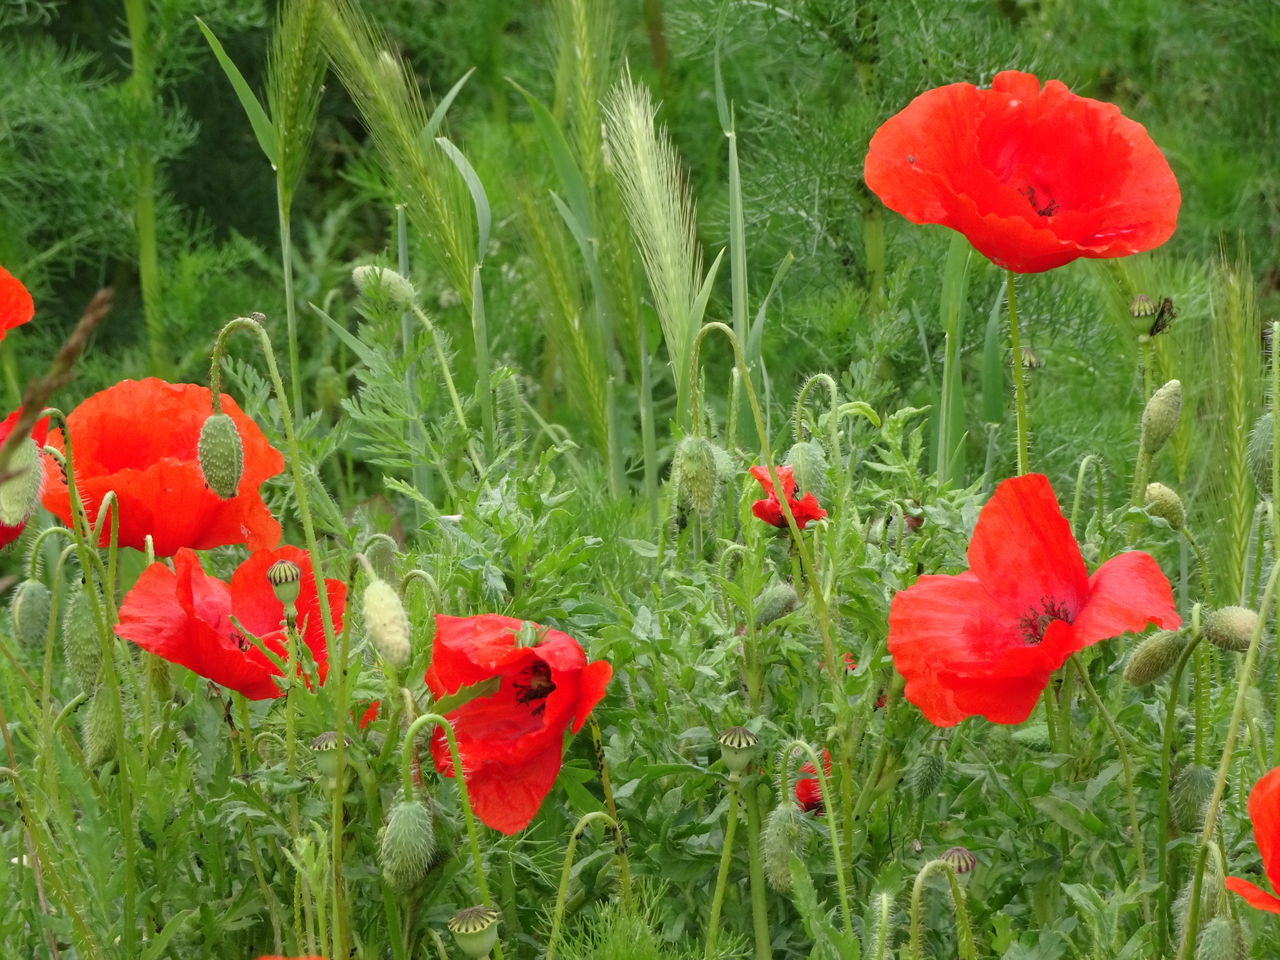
1195,917 -> 1246,960
448,905 -> 501,959
784,439 -> 828,501
10,578 -> 51,648
1203,605 -> 1259,653
941,846 -> 977,875
717,726 -> 759,778
1123,630 -> 1187,686
352,265 -> 418,308
1140,379 -> 1182,456
83,687 -> 119,768
197,413 -> 243,499
309,731 -> 351,790
266,559 -> 302,607
62,584 -> 101,691
363,577 -> 412,670
1145,482 -> 1185,531
1010,723 -> 1050,751
1247,412 -> 1274,495
1171,763 -> 1215,834
908,752 -> 945,800
379,798 -> 436,890
671,435 -> 719,520
756,582 -> 799,625
762,802 -> 806,891
0,433 -> 41,528
1129,294 -> 1158,318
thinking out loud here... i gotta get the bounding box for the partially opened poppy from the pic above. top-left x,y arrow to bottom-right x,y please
1226,766 -> 1280,913
887,473 -> 1179,726
425,614 -> 612,835
0,409 -> 49,549
864,70 -> 1180,273
795,750 -> 832,814
749,465 -> 827,529
41,379 -> 283,555
0,266 -> 34,340
115,546 -> 345,700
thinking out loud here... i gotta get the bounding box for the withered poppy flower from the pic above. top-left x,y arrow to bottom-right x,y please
749,465 -> 827,529
795,750 -> 832,814
1226,766 -> 1280,913
887,473 -> 1178,726
864,70 -> 1180,273
41,379 -> 283,556
0,409 -> 49,549
0,266 -> 34,340
115,546 -> 345,700
425,614 -> 612,835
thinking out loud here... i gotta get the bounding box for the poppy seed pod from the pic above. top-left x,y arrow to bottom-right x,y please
62,584 -> 101,691
1171,763 -> 1215,834
1122,629 -> 1187,686
0,433 -> 41,528
717,726 -> 759,778
352,265 -> 418,308
941,846 -> 978,875
756,582 -> 800,625
448,905 -> 501,959
1203,606 -> 1259,653
10,578 -> 51,648
362,577 -> 412,670
1145,482 -> 1185,531
379,798 -> 436,890
784,439 -> 828,501
1194,917 -> 1247,960
1140,380 -> 1182,456
1129,294 -> 1158,319
309,731 -> 352,791
671,435 -> 720,520
197,413 -> 244,499
762,802 -> 806,891
266,559 -> 302,607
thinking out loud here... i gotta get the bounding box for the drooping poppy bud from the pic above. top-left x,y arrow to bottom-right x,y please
62,584 -> 101,691
0,431 -> 41,529
83,686 -> 119,768
1140,379 -> 1182,456
908,752 -> 945,801
1145,482 -> 1185,531
762,802 -> 806,891
197,412 -> 244,499
1194,917 -> 1246,960
1203,606 -> 1258,653
1123,630 -> 1187,686
756,582 -> 799,625
379,797 -> 436,890
784,439 -> 828,501
671,435 -> 720,521
448,905 -> 501,959
353,265 -> 417,308
362,577 -> 411,670
1171,763 -> 1215,834
10,578 -> 51,648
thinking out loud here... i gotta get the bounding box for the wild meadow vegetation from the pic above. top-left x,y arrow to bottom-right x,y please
2,0 -> 1280,958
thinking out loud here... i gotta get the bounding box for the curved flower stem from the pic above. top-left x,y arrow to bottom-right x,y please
1006,271 -> 1029,475
780,739 -> 854,940
704,777 -> 741,960
546,811 -> 626,960
401,712 -> 502,959
1181,529 -> 1213,603
1070,454 -> 1100,537
1069,655 -> 1147,897
908,859 -> 975,960
1176,558 -> 1280,960
870,892 -> 893,960
25,524 -> 80,578
588,718 -> 633,911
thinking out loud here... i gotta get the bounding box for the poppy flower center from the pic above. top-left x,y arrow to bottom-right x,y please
510,658 -> 556,717
1017,597 -> 1074,645
1019,185 -> 1059,218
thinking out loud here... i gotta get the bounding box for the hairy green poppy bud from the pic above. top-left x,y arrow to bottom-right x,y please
1171,763 -> 1215,834
671,435 -> 719,521
1123,630 -> 1186,686
784,439 -> 828,501
83,687 -> 118,768
10,578 -> 51,648
379,798 -> 436,890
266,559 -> 302,608
0,433 -> 41,528
717,726 -> 759,778
941,846 -> 977,875
363,577 -> 411,670
1140,379 -> 1182,456
1195,917 -> 1246,960
1010,723 -> 1051,751
448,905 -> 501,959
62,584 -> 101,691
1176,853 -> 1224,943
908,752 -> 946,801
762,802 -> 806,891
1203,605 -> 1259,653
197,413 -> 243,499
756,582 -> 799,626
1247,412 -> 1274,494
1144,482 -> 1185,531
352,265 -> 418,308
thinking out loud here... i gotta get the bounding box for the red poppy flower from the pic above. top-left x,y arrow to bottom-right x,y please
887,473 -> 1179,726
425,614 -> 612,835
115,546 -> 345,700
796,750 -> 832,814
0,409 -> 49,549
750,465 -> 827,529
864,70 -> 1180,273
41,379 -> 284,556
0,267 -> 34,340
1226,766 -> 1280,913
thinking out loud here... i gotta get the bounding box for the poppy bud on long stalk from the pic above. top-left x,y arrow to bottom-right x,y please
378,797 -> 435,889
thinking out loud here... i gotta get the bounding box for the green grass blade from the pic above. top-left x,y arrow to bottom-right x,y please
194,17 -> 279,168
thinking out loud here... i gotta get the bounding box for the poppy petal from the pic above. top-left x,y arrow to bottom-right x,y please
1071,550 -> 1181,644
0,267 -> 34,336
1224,876 -> 1280,914
1249,766 -> 1280,895
459,741 -> 566,835
571,660 -> 612,733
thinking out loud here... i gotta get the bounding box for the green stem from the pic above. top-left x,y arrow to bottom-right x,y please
704,778 -> 741,959
278,194 -> 303,417
589,718 -> 633,911
546,811 -> 622,960
742,781 -> 772,960
908,859 -> 975,960
780,740 -> 853,940
1157,625 -> 1201,958
471,266 -> 495,461
1070,455 -> 1099,537
1006,271 -> 1029,475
